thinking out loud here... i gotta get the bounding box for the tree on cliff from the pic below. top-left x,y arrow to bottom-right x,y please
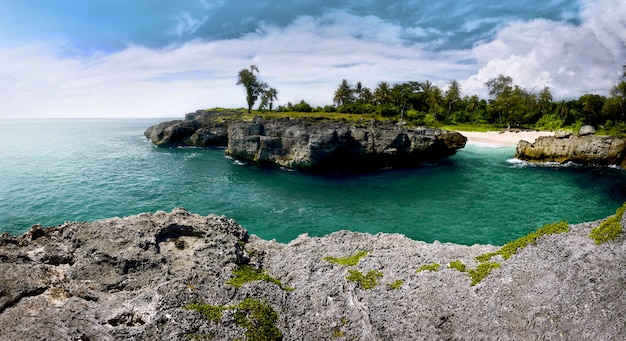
237,65 -> 277,113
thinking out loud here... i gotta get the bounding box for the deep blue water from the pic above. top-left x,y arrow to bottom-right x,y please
1,118 -> 624,246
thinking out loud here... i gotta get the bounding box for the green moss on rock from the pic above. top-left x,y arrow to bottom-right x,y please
227,264 -> 294,291
346,269 -> 383,290
416,263 -> 441,273
468,261 -> 501,286
323,250 -> 369,266
186,298 -> 282,341
386,279 -> 404,290
590,202 -> 626,244
448,260 -> 466,272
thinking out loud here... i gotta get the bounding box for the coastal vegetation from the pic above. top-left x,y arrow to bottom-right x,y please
589,202 -> 626,244
236,63 -> 626,134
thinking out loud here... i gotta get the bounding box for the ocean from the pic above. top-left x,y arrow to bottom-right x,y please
1,118 -> 624,246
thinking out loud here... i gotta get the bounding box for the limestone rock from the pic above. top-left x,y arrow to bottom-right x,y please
1,209 -> 625,340
516,134 -> 626,168
145,111 -> 466,172
225,116 -> 466,171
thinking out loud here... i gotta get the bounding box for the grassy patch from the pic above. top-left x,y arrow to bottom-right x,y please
186,298 -> 282,341
346,269 -> 383,290
468,261 -> 501,286
323,250 -> 369,266
590,202 -> 626,244
448,260 -> 467,272
386,279 -> 404,290
227,264 -> 294,291
416,263 -> 441,273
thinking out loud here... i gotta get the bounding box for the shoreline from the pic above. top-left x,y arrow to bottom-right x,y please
457,130 -> 553,146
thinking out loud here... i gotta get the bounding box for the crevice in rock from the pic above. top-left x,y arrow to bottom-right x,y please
0,286 -> 48,314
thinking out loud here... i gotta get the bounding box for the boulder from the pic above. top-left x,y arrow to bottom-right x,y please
1,209 -> 625,340
554,129 -> 572,139
516,134 -> 626,167
579,125 -> 596,136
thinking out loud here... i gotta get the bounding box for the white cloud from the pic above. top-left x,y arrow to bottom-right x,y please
0,10 -> 473,118
463,0 -> 626,99
2,1 -> 625,118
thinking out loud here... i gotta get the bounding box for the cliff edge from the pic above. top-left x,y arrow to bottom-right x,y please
1,208 -> 624,340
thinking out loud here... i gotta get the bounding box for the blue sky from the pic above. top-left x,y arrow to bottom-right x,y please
1,0 -> 624,118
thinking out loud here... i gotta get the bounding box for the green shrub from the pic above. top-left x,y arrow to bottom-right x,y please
346,269 -> 383,290
323,250 -> 369,266
227,265 -> 294,291
590,202 -> 626,244
416,263 -> 441,273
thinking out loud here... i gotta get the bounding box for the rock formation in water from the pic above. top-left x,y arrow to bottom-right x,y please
516,125 -> 626,168
144,110 -> 466,172
1,208 -> 625,340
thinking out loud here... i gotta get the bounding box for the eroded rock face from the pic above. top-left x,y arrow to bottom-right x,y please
144,111 -> 466,172
516,134 -> 626,168
144,111 -> 229,148
1,209 -> 625,340
0,208 -> 249,340
225,116 -> 466,171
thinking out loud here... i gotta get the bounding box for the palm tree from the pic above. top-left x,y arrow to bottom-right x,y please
333,79 -> 355,106
426,86 -> 442,115
445,79 -> 462,115
374,81 -> 393,106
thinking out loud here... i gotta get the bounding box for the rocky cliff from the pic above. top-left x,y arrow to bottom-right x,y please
145,111 -> 466,172
515,126 -> 626,168
1,208 -> 625,340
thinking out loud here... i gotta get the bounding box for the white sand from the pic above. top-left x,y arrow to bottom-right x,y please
456,130 -> 553,146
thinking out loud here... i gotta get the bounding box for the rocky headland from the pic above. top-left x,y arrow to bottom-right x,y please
144,110 -> 466,172
516,125 -> 626,168
1,208 -> 625,340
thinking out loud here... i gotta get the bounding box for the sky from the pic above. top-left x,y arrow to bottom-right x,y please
0,0 -> 625,118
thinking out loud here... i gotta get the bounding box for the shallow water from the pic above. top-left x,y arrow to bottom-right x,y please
1,118 -> 624,245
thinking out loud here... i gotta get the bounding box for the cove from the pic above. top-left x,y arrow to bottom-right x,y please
0,118 -> 624,246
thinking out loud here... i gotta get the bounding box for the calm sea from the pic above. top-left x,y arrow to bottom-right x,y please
1,118 -> 624,245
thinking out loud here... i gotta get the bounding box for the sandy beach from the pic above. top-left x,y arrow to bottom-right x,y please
456,130 -> 553,146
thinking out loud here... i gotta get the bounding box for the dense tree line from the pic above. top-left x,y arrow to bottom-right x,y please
240,64 -> 626,132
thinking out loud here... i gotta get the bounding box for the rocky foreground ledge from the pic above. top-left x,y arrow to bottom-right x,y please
1,208 -> 625,340
144,110 -> 466,172
516,125 -> 626,168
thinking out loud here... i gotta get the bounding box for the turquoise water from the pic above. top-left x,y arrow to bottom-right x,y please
1,118 -> 624,245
